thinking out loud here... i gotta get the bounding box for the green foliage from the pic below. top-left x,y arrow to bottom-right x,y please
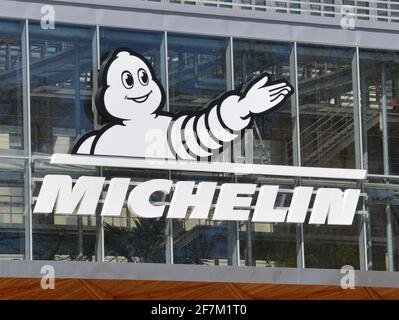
104,218 -> 166,263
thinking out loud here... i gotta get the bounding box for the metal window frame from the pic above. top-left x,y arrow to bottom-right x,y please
22,19 -> 32,261
93,25 -> 105,263
161,31 -> 174,265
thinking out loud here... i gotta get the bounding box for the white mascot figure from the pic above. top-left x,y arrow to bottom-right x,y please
72,48 -> 293,160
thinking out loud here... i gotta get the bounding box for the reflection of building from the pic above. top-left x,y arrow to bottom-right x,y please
1,0 -> 399,299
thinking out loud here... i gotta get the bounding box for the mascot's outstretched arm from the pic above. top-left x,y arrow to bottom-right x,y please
168,73 -> 293,160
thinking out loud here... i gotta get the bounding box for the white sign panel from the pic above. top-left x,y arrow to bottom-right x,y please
33,47 -> 367,226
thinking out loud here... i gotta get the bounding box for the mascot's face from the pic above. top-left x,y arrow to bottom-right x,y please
103,51 -> 163,120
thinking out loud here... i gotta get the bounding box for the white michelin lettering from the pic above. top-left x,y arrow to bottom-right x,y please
33,175 -> 361,225
252,186 -> 287,223
213,183 -> 257,221
286,186 -> 314,223
127,179 -> 173,218
33,175 -> 105,215
101,178 -> 131,216
309,188 -> 360,225
167,181 -> 217,219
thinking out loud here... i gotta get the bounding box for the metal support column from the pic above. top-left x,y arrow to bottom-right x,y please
353,47 -> 364,170
353,47 -> 369,270
359,202 -> 369,271
381,64 -> 394,271
381,64 -> 390,176
386,199 -> 394,271
22,19 -> 32,260
93,25 -> 104,262
290,42 -> 305,269
162,31 -> 173,264
74,39 -> 85,260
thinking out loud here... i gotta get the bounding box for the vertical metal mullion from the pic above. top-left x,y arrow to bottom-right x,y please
297,224 -> 305,268
162,31 -> 173,264
231,37 -> 241,267
386,199 -> 394,271
353,47 -> 364,170
161,31 -> 170,113
290,42 -> 301,167
226,37 -> 240,266
359,201 -> 369,271
235,220 -> 240,266
219,37 -> 234,163
228,37 -> 234,90
93,25 -> 100,130
354,46 -> 369,271
74,39 -> 84,260
380,64 -> 394,271
291,42 -> 305,269
93,25 -> 104,262
362,215 -> 369,270
22,19 -> 32,261
381,65 -> 390,176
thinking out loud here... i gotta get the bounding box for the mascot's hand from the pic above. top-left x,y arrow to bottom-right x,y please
219,74 -> 293,131
240,74 -> 293,115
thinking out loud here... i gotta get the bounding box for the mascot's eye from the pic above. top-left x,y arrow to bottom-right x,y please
121,71 -> 134,89
138,68 -> 149,86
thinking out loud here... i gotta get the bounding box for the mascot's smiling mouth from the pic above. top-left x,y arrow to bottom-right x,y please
125,90 -> 153,103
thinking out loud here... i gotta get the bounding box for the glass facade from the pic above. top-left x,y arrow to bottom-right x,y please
0,20 -> 24,156
233,39 -> 294,166
29,24 -> 95,155
0,158 -> 25,260
297,45 -> 356,169
0,17 -> 398,272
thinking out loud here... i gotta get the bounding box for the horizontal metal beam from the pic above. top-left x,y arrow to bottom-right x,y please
51,153 -> 367,179
2,0 -> 399,50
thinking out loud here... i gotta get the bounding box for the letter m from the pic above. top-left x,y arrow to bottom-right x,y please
34,175 -> 105,215
309,188 -> 361,225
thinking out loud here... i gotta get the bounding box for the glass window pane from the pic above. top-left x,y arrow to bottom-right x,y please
104,212 -> 167,263
238,176 -> 297,267
233,39 -> 294,165
359,49 -> 399,175
297,45 -> 356,169
102,167 -> 169,263
366,187 -> 399,271
391,204 -> 399,271
304,217 -> 362,269
0,20 -> 24,155
99,28 -> 167,263
168,34 -> 228,114
359,50 -> 387,175
0,158 -> 25,260
174,218 -> 237,266
171,172 -> 238,266
239,221 -> 297,267
367,195 -> 388,271
100,28 -> 163,79
29,23 -> 95,155
303,179 -> 362,269
32,159 -> 97,261
386,59 -> 399,175
167,34 -> 235,265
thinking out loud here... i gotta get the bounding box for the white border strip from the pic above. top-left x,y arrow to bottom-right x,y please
51,154 -> 367,180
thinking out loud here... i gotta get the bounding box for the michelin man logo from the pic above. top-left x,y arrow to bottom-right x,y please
71,48 -> 294,160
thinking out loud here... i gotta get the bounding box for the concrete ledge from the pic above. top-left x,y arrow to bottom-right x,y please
1,260 -> 399,288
